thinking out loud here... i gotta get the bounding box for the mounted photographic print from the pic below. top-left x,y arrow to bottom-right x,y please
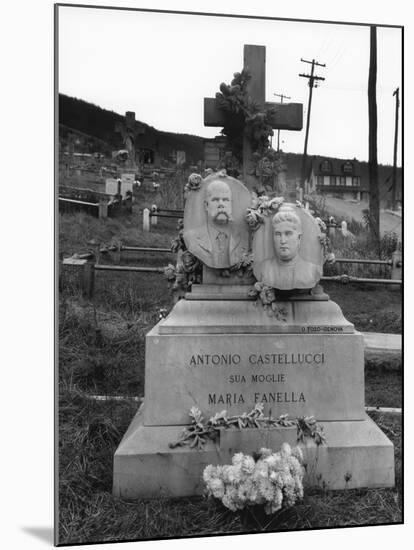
56,3 -> 403,546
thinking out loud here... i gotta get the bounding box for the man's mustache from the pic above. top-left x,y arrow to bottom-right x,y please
213,211 -> 233,222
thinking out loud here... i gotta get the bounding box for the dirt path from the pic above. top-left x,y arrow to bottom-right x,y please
324,197 -> 402,238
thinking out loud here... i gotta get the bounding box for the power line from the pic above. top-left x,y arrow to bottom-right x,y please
299,58 -> 326,189
273,92 -> 291,152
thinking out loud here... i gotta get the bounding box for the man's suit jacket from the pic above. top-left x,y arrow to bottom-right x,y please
185,225 -> 247,269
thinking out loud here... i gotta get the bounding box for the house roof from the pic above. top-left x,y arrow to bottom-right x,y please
311,156 -> 361,177
309,155 -> 372,191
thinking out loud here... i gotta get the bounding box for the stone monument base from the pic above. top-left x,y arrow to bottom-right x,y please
113,404 -> 394,499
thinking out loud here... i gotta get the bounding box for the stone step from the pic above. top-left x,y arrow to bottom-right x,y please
362,332 -> 401,354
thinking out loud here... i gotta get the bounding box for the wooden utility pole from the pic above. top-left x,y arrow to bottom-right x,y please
274,93 -> 291,151
368,26 -> 380,245
391,87 -> 400,210
299,58 -> 326,189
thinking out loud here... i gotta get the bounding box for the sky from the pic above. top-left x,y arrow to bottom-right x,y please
58,6 -> 402,166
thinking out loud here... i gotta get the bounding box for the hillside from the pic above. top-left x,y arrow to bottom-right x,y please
59,94 -> 205,163
59,93 -> 401,202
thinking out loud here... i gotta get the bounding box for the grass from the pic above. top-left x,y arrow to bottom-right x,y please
323,282 -> 401,334
58,389 -> 401,544
57,208 -> 402,545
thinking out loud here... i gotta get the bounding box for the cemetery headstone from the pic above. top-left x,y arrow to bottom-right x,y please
113,45 -> 394,500
120,173 -> 134,197
105,176 -> 133,199
142,208 -> 150,232
176,150 -> 186,166
114,176 -> 394,498
105,178 -> 118,197
115,111 -> 145,169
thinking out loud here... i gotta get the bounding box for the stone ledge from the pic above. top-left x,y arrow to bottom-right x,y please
362,332 -> 401,354
113,407 -> 394,499
158,299 -> 354,335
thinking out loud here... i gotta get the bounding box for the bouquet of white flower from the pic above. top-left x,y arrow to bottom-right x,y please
203,443 -> 304,516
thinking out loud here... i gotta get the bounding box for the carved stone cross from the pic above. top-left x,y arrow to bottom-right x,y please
204,45 -> 303,190
115,111 -> 145,168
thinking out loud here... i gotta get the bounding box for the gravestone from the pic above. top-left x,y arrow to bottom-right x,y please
176,150 -> 186,166
113,179 -> 394,497
105,178 -> 118,197
113,45 -> 394,499
105,177 -> 133,199
115,111 -> 145,169
120,173 -> 135,195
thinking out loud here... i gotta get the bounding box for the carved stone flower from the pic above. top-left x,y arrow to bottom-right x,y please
245,208 -> 264,230
181,250 -> 200,273
315,217 -> 327,232
163,263 -> 176,281
259,286 -> 276,305
173,264 -> 187,290
176,219 -> 184,231
186,173 -> 202,191
268,196 -> 284,211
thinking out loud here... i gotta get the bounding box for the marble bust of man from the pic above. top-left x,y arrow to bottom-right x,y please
257,208 -> 322,290
184,179 -> 247,269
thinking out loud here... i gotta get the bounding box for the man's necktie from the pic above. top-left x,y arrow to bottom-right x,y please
216,231 -> 228,252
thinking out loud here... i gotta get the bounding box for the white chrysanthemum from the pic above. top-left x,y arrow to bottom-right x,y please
283,485 -> 297,507
222,493 -> 238,512
294,475 -> 304,499
284,473 -> 296,491
241,455 -> 256,474
264,487 -> 283,515
222,464 -> 242,484
269,470 -> 282,488
226,486 -> 244,510
203,464 -> 218,484
221,465 -> 232,483
246,480 -> 260,503
208,478 -> 225,499
252,461 -> 269,483
270,470 -> 292,490
273,486 -> 283,508
232,466 -> 243,484
232,452 -> 244,467
264,501 -> 282,515
280,442 -> 292,458
258,447 -> 272,458
288,456 -> 303,477
258,477 -> 275,502
264,454 -> 282,471
237,478 -> 253,502
271,457 -> 289,474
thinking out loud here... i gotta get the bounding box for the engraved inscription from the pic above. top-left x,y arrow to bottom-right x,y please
207,391 -> 306,405
188,352 -> 325,368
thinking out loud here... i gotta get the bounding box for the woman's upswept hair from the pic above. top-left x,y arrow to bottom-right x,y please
272,209 -> 302,233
